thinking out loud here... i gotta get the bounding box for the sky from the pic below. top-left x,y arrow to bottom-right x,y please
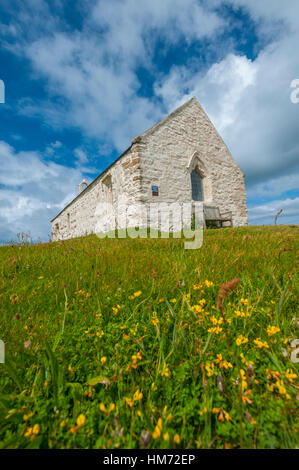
0,0 -> 298,243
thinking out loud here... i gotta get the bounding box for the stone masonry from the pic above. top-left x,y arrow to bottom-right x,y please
51,97 -> 248,240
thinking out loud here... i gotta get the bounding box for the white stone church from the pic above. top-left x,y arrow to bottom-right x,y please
51,97 -> 248,241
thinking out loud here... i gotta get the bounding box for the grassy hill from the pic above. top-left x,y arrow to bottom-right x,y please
0,226 -> 298,449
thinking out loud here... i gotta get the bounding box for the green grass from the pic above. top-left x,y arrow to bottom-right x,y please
0,225 -> 298,449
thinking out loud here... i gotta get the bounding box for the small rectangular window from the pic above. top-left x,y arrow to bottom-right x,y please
152,185 -> 159,196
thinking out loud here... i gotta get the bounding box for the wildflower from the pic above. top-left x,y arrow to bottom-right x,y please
112,307 -> 118,315
242,389 -> 253,405
275,379 -> 291,399
212,408 -> 231,422
77,414 -> 86,427
101,356 -> 107,365
240,369 -> 247,392
60,421 -> 66,427
99,403 -> 107,412
254,338 -> 269,349
130,290 -> 142,299
215,354 -> 233,370
163,432 -> 170,441
109,403 -> 115,412
32,424 -> 40,435
192,305 -> 204,314
205,280 -> 214,288
240,298 -> 248,305
158,298 -> 165,303
217,278 -> 240,312
124,397 -> 134,407
133,389 -> 143,401
267,326 -> 281,337
285,369 -> 297,383
208,326 -> 223,334
193,283 -> 202,290
152,418 -> 163,439
240,353 -> 254,367
170,298 -> 177,304
160,361 -> 170,377
236,335 -> 248,346
173,433 -> 181,444
25,427 -> 33,437
152,311 -> 159,326
23,412 -> 34,421
205,362 -> 215,377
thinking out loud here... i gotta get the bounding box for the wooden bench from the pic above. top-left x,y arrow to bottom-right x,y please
203,205 -> 233,228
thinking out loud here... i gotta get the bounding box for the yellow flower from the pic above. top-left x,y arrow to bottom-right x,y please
236,335 -> 248,346
99,403 -> 107,412
25,427 -> 33,437
76,414 -> 86,427
124,397 -> 134,407
170,298 -> 177,303
285,369 -> 297,383
205,362 -> 215,377
254,338 -> 269,349
32,424 -> 40,435
101,356 -> 107,365
192,305 -> 204,314
133,389 -> 143,401
267,326 -> 280,337
275,379 -> 291,399
60,420 -> 66,427
193,283 -> 202,290
152,418 -> 163,439
212,408 -> 231,422
109,403 -> 115,412
240,369 -> 247,392
163,432 -> 170,441
160,361 -> 170,377
215,354 -> 233,370
240,353 -> 254,367
208,326 -> 223,334
173,433 -> 181,444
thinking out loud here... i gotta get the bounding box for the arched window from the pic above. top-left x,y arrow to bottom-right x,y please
191,169 -> 204,201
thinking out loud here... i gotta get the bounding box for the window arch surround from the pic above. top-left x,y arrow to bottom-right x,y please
187,152 -> 212,202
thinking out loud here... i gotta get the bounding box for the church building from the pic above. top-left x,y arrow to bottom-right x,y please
51,97 -> 248,240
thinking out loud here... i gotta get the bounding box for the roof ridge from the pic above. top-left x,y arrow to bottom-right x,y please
139,96 -> 198,139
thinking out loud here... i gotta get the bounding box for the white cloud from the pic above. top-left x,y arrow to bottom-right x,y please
0,141 -> 86,242
248,197 -> 299,225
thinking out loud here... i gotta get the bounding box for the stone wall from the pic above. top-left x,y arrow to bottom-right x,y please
51,145 -> 142,241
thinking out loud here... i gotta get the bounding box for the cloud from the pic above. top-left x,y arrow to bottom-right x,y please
248,197 -> 299,225
0,141 -> 86,242
154,22 -> 299,195
6,0 -> 224,151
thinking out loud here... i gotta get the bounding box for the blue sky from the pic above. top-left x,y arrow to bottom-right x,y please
0,0 -> 298,243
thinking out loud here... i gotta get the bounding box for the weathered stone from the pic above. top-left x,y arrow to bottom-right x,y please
51,97 -> 248,240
